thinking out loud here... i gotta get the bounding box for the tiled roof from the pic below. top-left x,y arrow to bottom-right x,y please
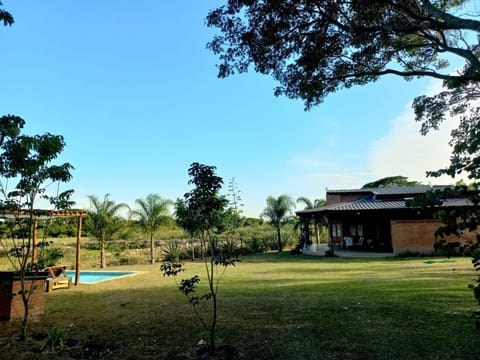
326,185 -> 451,196
297,198 -> 403,214
296,197 -> 474,215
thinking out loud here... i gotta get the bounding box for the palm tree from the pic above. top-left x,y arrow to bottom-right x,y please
262,195 -> 295,252
130,193 -> 173,264
296,197 -> 326,244
86,194 -> 129,268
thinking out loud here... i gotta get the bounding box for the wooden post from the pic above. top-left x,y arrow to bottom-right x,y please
31,219 -> 38,266
75,215 -> 83,286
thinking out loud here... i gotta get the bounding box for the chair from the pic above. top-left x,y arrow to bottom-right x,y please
44,265 -> 72,292
343,236 -> 353,248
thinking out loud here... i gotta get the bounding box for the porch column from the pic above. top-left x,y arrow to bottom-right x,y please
301,218 -> 310,250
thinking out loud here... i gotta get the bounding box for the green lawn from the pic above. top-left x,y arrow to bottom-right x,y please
1,253 -> 480,359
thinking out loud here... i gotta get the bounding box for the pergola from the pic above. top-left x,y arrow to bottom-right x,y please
0,209 -> 87,286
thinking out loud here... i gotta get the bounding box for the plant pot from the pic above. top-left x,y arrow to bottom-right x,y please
0,271 -> 48,321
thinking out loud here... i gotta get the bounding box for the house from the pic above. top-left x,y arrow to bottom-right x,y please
296,185 -> 478,255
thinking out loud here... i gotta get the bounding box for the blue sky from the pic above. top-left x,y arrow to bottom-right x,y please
0,1 -> 463,217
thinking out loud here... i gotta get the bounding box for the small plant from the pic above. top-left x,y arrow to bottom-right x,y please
44,326 -> 67,352
163,240 -> 183,262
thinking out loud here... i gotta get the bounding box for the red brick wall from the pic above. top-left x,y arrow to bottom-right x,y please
0,277 -> 46,321
391,219 -> 477,255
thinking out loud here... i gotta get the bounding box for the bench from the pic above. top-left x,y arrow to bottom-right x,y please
44,265 -> 72,292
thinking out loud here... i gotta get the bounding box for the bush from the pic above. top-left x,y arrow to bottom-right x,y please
396,249 -> 434,258
434,239 -> 462,258
163,240 -> 184,262
245,236 -> 268,253
36,244 -> 64,268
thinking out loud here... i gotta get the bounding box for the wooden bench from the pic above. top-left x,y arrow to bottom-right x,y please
44,265 -> 72,292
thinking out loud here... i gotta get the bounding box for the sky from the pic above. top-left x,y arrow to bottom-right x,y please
0,0 -> 468,218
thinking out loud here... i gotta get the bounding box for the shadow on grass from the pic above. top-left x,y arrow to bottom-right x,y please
1,254 -> 479,359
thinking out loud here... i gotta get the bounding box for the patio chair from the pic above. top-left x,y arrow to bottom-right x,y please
44,265 -> 72,292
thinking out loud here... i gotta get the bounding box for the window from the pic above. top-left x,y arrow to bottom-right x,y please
331,223 -> 342,237
350,224 -> 363,237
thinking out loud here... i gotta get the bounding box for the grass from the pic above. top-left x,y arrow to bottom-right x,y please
1,253 -> 480,359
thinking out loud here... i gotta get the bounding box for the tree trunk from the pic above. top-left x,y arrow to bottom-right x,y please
276,224 -> 283,252
208,243 -> 217,352
20,274 -> 29,341
100,240 -> 106,269
150,233 -> 155,264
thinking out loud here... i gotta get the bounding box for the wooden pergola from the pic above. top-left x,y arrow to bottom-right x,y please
0,209 -> 87,286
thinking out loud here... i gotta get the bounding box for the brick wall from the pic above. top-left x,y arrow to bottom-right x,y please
391,219 -> 477,255
0,274 -> 46,321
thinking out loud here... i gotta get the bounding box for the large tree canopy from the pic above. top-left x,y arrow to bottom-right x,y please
207,0 -> 478,109
207,0 -> 480,217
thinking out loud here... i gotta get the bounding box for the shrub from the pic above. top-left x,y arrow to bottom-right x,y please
163,240 -> 184,262
44,327 -> 67,352
434,239 -> 462,258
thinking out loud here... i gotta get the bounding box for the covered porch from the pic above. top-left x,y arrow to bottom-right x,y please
297,208 -> 395,255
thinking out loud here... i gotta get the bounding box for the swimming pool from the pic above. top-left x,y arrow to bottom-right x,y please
65,270 -> 138,284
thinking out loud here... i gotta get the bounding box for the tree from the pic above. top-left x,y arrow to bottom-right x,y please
207,1 -> 478,107
0,116 -> 74,340
362,176 -> 423,188
130,193 -> 173,264
161,162 -> 237,354
262,194 -> 295,252
296,197 -> 326,244
0,1 -> 14,27
207,0 -> 480,329
207,1 -> 480,189
85,194 -> 128,269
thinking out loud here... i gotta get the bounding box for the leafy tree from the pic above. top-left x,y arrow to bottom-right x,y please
85,194 -> 128,268
262,194 -> 295,252
206,1 -> 480,197
362,176 -> 423,188
0,116 -> 74,340
207,1 -> 478,107
296,197 -> 326,244
161,162 -> 237,354
0,1 -> 14,27
130,193 -> 173,264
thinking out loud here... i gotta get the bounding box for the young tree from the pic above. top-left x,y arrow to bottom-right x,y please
130,193 -> 173,264
262,195 -> 295,252
85,194 -> 128,269
161,162 -> 237,354
0,116 -> 74,340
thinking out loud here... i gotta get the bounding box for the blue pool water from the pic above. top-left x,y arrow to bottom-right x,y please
65,270 -> 137,284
